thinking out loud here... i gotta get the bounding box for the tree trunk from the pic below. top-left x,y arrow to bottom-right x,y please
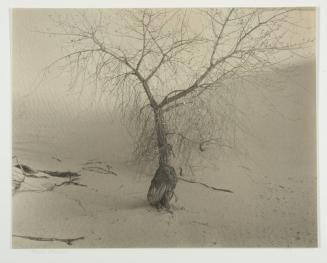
153,107 -> 170,166
147,107 -> 177,209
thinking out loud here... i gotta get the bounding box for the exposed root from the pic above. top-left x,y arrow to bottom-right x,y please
177,177 -> 233,193
12,234 -> 84,246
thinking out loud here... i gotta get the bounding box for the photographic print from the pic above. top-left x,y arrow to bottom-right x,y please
11,8 -> 316,248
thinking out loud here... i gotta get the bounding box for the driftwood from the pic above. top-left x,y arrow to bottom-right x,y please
177,176 -> 233,193
13,159 -> 86,193
13,234 -> 84,245
41,170 -> 81,178
14,163 -> 81,179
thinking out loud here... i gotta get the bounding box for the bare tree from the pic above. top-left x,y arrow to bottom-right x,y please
38,8 -> 314,209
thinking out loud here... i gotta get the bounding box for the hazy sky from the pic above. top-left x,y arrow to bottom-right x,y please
12,8 -> 315,121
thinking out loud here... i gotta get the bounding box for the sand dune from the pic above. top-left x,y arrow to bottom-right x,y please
12,62 -> 316,248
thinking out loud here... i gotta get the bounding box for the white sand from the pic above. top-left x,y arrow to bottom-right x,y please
12,147 -> 316,248
12,62 -> 317,248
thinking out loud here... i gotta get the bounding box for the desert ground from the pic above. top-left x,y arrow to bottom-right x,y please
12,61 -> 317,248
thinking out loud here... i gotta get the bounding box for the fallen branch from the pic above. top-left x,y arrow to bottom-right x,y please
177,176 -> 233,193
12,234 -> 84,246
14,163 -> 81,179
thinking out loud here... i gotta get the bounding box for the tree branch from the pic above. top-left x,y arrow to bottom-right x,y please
209,8 -> 234,65
159,8 -> 300,108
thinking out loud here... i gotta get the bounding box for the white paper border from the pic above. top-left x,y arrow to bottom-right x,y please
1,1 -> 325,262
